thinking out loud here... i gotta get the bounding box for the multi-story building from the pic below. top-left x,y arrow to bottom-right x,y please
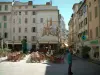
2,1 -> 59,50
76,1 -> 88,56
68,14 -> 74,47
59,15 -> 68,45
69,0 -> 88,55
69,0 -> 100,61
0,2 -> 12,48
86,0 -> 100,60
72,3 -> 80,50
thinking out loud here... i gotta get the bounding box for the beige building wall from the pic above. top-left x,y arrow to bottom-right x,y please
87,0 -> 99,40
86,0 -> 100,60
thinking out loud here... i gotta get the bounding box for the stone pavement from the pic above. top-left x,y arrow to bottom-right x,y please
0,55 -> 100,75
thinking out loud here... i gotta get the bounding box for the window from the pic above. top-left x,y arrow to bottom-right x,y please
13,28 -> 15,33
4,23 -> 7,28
19,11 -> 21,15
89,12 -> 92,21
40,18 -> 43,23
90,29 -> 92,38
94,0 -> 96,2
25,18 -> 28,23
18,36 -> 21,41
81,21 -> 83,27
3,15 -> 7,21
84,18 -> 87,25
25,28 -> 27,32
32,27 -> 36,32
0,23 -> 1,28
95,7 -> 98,18
32,11 -> 36,15
89,2 -> 91,7
25,11 -> 28,15
85,30 -> 88,35
33,18 -> 35,23
83,5 -> 86,13
19,18 -> 21,24
31,36 -> 36,41
5,5 -> 8,11
19,27 -> 21,33
80,10 -> 83,16
0,5 -> 2,11
96,27 -> 98,37
4,32 -> 8,38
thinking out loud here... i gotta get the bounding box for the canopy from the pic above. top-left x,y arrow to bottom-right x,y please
39,35 -> 58,44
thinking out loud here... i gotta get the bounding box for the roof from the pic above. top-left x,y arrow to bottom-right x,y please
72,3 -> 79,10
77,0 -> 86,13
14,1 -> 28,6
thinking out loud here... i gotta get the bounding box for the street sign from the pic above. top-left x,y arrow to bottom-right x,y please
82,35 -> 86,41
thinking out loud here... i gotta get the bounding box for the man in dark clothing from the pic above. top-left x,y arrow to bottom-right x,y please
67,47 -> 73,75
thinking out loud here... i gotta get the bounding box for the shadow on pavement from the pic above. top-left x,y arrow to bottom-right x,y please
44,61 -> 69,75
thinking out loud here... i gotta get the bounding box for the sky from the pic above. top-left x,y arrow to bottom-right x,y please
0,0 -> 81,30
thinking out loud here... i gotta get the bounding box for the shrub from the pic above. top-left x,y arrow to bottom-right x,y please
81,46 -> 91,59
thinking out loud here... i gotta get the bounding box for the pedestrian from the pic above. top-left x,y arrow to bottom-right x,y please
67,47 -> 73,75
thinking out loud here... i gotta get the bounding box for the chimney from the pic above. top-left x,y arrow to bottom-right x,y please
46,2 -> 51,5
28,1 -> 33,5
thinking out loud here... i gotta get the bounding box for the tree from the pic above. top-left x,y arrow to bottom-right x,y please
21,39 -> 27,54
81,46 -> 91,59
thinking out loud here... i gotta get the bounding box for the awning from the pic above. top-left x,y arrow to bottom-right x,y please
39,35 -> 58,44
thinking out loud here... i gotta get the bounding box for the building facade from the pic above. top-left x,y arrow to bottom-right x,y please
77,1 -> 88,56
68,15 -> 74,47
86,0 -> 100,60
0,1 -> 61,50
69,0 -> 100,61
59,15 -> 68,46
72,3 -> 80,50
0,2 -> 12,48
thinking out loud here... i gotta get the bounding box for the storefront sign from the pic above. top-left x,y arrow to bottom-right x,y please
90,40 -> 99,44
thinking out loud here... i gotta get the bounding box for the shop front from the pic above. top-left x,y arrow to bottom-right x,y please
89,40 -> 100,61
38,35 -> 58,51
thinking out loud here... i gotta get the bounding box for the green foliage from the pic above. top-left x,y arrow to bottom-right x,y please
81,46 -> 91,59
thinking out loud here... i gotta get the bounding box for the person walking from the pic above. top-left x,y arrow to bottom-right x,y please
67,47 -> 73,75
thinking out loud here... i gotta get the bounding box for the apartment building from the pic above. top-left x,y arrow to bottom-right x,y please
59,15 -> 67,45
72,3 -> 80,50
0,2 -> 12,48
68,14 -> 74,47
0,1 -> 60,50
86,0 -> 100,60
69,0 -> 100,61
10,1 -> 59,50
